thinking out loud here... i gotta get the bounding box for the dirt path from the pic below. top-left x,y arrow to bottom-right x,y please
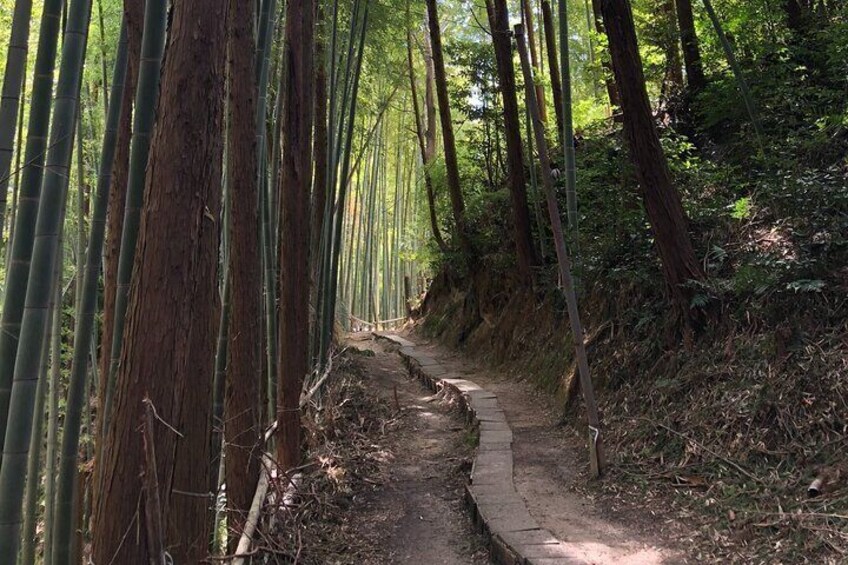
397,333 -> 684,564
345,334 -> 488,564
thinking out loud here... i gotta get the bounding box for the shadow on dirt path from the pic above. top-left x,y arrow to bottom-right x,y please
344,334 -> 489,564
398,333 -> 685,564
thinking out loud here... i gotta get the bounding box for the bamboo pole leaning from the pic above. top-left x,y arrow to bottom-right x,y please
515,23 -> 605,478
700,0 -> 764,150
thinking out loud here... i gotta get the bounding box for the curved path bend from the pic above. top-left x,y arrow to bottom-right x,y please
374,331 -> 678,565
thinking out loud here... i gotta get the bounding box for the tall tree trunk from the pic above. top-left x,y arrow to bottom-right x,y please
674,0 -> 705,93
225,0 -> 262,546
93,0 -> 143,524
0,0 -> 65,460
0,0 -> 35,242
591,0 -> 621,110
558,0 -> 579,239
0,0 -> 92,554
521,0 -> 547,122
540,0 -> 564,140
311,1 -> 329,280
92,0 -> 227,561
277,0 -> 314,471
784,0 -> 807,34
100,0 -> 166,447
485,0 -> 539,283
661,0 -> 683,99
424,0 -> 474,259
406,7 -> 447,253
600,0 -> 705,325
54,18 -> 130,561
515,23 -> 605,476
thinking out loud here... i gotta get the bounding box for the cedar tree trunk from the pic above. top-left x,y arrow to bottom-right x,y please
600,0 -> 705,324
277,0 -> 314,471
225,0 -> 262,547
486,0 -> 539,283
92,0 -> 227,561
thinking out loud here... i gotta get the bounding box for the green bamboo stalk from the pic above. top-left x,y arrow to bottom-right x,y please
700,0 -> 764,148
525,104 -> 547,259
255,0 -> 279,418
52,21 -> 127,564
96,0 -> 108,117
0,0 -> 65,460
319,0 -> 369,362
0,0 -> 93,554
0,0 -> 35,241
210,204 -> 229,493
347,160 -> 365,321
101,0 -> 168,436
558,0 -> 579,243
259,152 -> 278,422
516,23 -> 605,477
583,0 -> 600,100
20,241 -> 62,565
5,70 -> 28,269
315,0 -> 364,356
75,111 -> 86,320
42,286 -> 61,565
209,273 -> 229,533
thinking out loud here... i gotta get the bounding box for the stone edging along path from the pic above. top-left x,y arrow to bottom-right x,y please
374,332 -> 587,565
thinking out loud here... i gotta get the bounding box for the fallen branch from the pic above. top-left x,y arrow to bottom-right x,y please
232,454 -> 274,565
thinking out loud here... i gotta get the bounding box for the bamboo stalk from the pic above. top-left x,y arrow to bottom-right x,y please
0,0 -> 35,240
0,0 -> 93,553
700,0 -> 764,149
0,0 -> 65,460
101,0 -> 169,438
53,21 -> 129,563
515,23 -> 605,477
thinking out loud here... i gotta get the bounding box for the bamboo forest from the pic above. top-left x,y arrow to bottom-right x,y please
0,0 -> 844,562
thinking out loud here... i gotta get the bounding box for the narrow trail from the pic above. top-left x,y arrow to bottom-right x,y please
345,334 -> 489,564
348,331 -> 683,564
399,334 -> 680,564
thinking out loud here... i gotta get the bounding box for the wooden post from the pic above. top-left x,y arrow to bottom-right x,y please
514,24 -> 606,477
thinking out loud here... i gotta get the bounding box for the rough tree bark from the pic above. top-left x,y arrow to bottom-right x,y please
424,0 -> 474,259
674,0 -> 705,93
92,0 -> 227,561
600,0 -> 705,325
225,0 -> 262,547
485,0 -> 539,284
277,0 -> 314,471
